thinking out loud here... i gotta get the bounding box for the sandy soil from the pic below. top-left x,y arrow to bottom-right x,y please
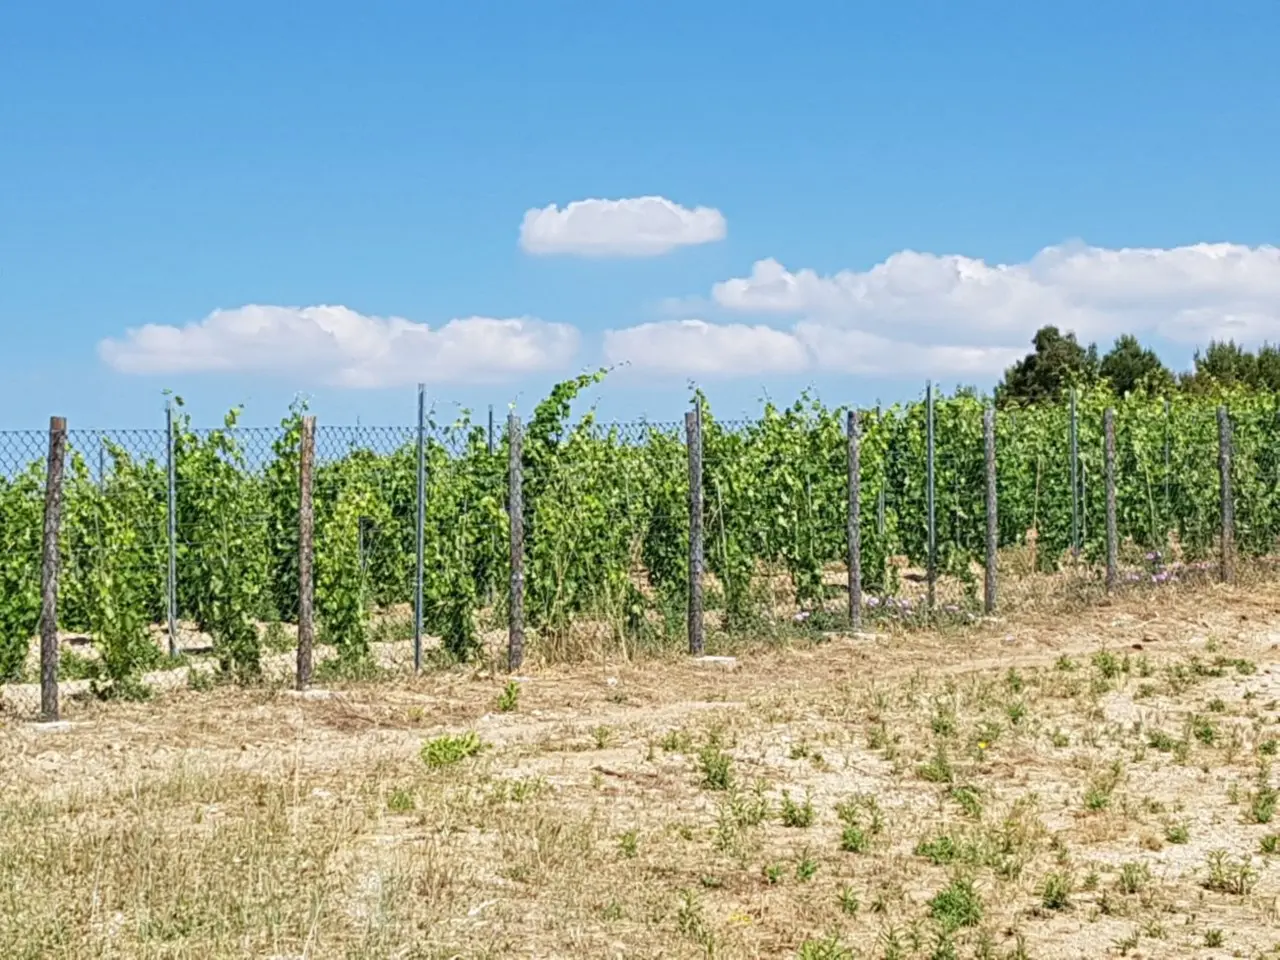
3,580 -> 1280,958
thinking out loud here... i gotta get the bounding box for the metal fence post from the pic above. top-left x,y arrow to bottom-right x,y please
1104,408 -> 1117,592
847,409 -> 861,630
487,404 -> 495,457
1081,433 -> 1089,548
686,400 -> 705,655
507,412 -> 525,671
1219,405 -> 1234,583
165,400 -> 179,658
39,416 -> 67,721
984,405 -> 997,614
414,384 -> 426,673
297,415 -> 315,690
925,382 -> 936,614
875,403 -> 886,539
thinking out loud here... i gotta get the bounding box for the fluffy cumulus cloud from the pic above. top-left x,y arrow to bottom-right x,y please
607,242 -> 1280,378
519,196 -> 726,257
99,305 -> 579,387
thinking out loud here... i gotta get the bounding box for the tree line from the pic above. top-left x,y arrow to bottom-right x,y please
996,327 -> 1280,406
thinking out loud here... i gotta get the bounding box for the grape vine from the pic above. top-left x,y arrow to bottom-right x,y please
1,378 -> 1278,692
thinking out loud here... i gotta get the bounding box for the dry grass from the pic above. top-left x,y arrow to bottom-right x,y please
4,579 -> 1280,958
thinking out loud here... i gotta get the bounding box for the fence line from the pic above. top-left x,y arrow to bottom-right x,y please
4,384 -> 1280,718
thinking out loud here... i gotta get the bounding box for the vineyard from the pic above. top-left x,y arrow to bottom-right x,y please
2,374 -> 1280,711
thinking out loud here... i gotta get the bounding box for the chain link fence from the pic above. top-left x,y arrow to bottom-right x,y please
3,387 -> 1278,719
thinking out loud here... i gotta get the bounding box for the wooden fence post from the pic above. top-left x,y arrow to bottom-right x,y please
1218,406 -> 1234,583
686,402 -> 705,656
39,416 -> 67,721
165,400 -> 179,657
983,406 -> 997,614
296,415 -> 315,690
1104,408 -> 1117,592
925,382 -> 936,615
847,410 -> 861,630
508,412 -> 525,671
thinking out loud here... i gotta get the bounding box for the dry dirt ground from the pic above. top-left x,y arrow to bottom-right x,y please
4,583 -> 1280,959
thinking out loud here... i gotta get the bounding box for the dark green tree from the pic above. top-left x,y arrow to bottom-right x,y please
996,326 -> 1099,406
1182,340 -> 1258,393
1255,344 -> 1280,391
1099,334 -> 1173,397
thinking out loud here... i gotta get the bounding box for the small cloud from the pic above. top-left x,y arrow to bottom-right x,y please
99,305 -> 579,387
519,196 -> 726,257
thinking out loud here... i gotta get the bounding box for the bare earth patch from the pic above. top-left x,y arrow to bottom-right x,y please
4,582 -> 1280,958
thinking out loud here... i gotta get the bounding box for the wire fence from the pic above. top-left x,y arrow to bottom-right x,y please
3,384 -> 1279,719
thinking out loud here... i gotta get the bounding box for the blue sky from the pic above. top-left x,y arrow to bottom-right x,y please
3,1 -> 1280,429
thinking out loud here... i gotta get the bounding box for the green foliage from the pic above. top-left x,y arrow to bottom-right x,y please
1100,334 -> 1174,398
928,875 -> 983,932
1040,871 -> 1073,910
0,464 -> 44,680
797,934 -> 854,960
172,402 -> 270,678
779,791 -> 815,828
316,451 -> 386,666
1185,340 -> 1280,393
420,731 -> 484,769
998,326 -> 1100,406
68,446 -> 164,697
496,680 -> 520,712
698,742 -> 734,791
6,362 -> 1280,695
263,400 -> 306,621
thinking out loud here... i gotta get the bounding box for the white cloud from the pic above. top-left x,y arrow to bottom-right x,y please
608,242 -> 1280,379
713,243 -> 1280,347
792,325 -> 1022,377
99,305 -> 579,387
519,196 -> 726,257
603,320 -> 810,377
602,320 -> 1019,379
